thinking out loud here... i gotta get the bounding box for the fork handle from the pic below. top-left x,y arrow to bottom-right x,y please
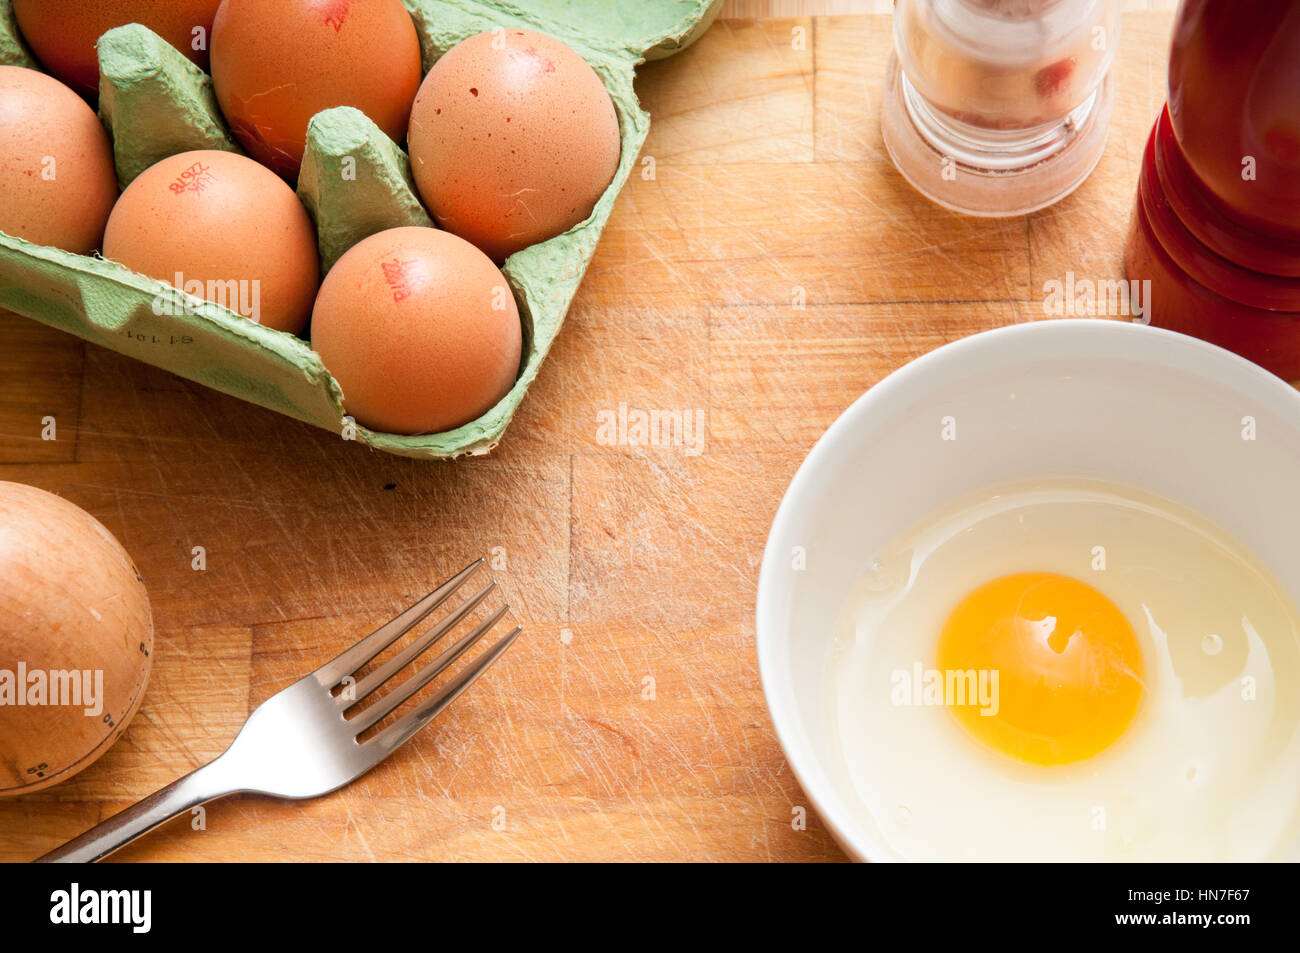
35,756 -> 239,863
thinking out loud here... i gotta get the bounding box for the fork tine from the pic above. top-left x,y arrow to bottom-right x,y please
349,603 -> 512,735
365,626 -> 522,753
344,581 -> 497,705
313,558 -> 482,687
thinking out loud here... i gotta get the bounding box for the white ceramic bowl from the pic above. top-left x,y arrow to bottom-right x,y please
756,319 -> 1300,861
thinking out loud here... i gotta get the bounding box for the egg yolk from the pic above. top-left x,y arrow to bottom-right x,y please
935,572 -> 1144,766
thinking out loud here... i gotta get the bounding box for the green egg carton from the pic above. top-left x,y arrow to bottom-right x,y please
0,0 -> 720,458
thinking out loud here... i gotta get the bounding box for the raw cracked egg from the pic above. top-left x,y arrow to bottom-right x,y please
310,226 -> 522,435
407,28 -> 621,262
210,0 -> 422,179
0,65 -> 118,254
12,0 -> 222,97
103,150 -> 319,334
832,479 -> 1300,861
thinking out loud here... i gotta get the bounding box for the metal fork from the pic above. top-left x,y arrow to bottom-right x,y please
37,559 -> 520,863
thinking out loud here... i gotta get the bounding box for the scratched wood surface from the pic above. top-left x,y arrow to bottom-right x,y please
0,12 -> 1176,862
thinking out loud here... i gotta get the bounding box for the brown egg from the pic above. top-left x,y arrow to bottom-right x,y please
12,0 -> 222,97
103,150 -> 319,334
0,482 -> 153,797
311,227 -> 522,435
0,66 -> 117,254
210,0 -> 423,180
407,29 -> 621,262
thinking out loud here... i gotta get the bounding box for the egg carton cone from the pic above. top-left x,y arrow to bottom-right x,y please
0,0 -> 721,459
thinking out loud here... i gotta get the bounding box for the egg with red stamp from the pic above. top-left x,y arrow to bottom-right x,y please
102,150 -> 319,335
209,0 -> 423,179
407,29 -> 621,262
310,227 -> 523,436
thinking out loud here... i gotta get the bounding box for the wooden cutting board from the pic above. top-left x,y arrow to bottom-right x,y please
0,12 -> 1178,862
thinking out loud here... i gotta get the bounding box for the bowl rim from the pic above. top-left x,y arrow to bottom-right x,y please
754,318 -> 1300,862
